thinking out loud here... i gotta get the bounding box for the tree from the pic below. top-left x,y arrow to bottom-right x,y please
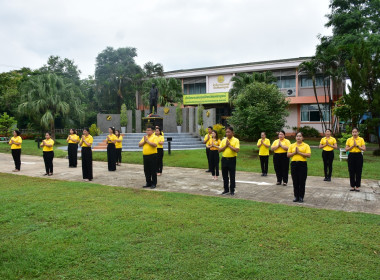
18,73 -> 84,139
120,104 -> 128,127
0,112 -> 16,137
40,55 -> 82,85
143,62 -> 164,78
229,82 -> 289,140
142,77 -> 182,107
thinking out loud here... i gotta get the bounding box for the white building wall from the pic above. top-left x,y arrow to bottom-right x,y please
285,105 -> 298,133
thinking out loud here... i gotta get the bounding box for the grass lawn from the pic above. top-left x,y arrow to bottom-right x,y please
0,173 -> 379,279
1,139 -> 379,180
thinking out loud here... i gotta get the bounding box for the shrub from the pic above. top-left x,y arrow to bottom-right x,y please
176,104 -> 183,126
338,132 -> 352,146
373,149 -> 380,156
213,124 -> 225,139
89,124 -> 101,136
120,104 -> 128,127
199,125 -> 207,137
197,104 -> 204,126
294,126 -> 320,138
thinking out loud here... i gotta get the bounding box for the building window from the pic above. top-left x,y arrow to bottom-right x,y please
301,104 -> 330,122
183,77 -> 206,94
276,75 -> 296,88
300,75 -> 330,88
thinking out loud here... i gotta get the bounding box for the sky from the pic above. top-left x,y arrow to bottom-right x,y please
0,0 -> 332,78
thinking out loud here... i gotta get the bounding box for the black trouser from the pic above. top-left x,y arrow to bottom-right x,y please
68,143 -> 78,167
107,143 -> 116,171
206,148 -> 211,171
11,149 -> 21,170
222,157 -> 236,193
322,150 -> 334,178
150,100 -> 157,114
259,155 -> 269,174
143,154 -> 157,186
291,161 -> 308,199
116,148 -> 122,164
81,147 -> 93,180
157,148 -> 164,173
210,150 -> 219,176
348,153 -> 363,188
273,153 -> 289,183
43,151 -> 54,174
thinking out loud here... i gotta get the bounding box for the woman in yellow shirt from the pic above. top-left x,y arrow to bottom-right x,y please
155,127 -> 165,175
115,130 -> 123,166
66,128 -> 80,168
207,130 -> 221,180
106,127 -> 117,171
9,130 -> 22,172
40,132 -> 54,176
287,132 -> 311,203
271,130 -> 291,186
257,132 -> 271,176
319,129 -> 337,181
80,127 -> 93,181
345,127 -> 366,192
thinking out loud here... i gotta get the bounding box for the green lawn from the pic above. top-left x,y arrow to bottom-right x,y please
1,139 -> 379,179
0,173 -> 379,279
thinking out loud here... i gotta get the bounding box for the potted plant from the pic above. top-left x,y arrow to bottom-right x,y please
120,104 -> 128,133
197,104 -> 204,131
176,103 -> 183,133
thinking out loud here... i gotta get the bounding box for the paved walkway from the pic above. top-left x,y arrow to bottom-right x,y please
1,153 -> 379,215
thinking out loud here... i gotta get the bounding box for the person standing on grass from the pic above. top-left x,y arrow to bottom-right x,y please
257,132 -> 270,176
106,127 -> 117,171
41,132 -> 54,176
115,130 -> 123,166
155,127 -> 164,176
218,126 -> 240,196
66,128 -> 80,168
271,130 -> 291,186
345,127 -> 366,192
207,130 -> 221,180
319,129 -> 337,181
9,130 -> 22,172
287,132 -> 311,203
80,128 -> 93,181
203,126 -> 213,172
139,126 -> 159,189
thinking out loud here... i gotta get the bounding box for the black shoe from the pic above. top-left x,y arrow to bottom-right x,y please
142,185 -> 151,188
205,170 -> 211,172
276,182 -> 281,185
221,191 -> 229,195
298,198 -> 304,203
230,192 -> 235,196
283,183 -> 287,186
293,197 -> 299,202
326,177 -> 331,182
264,173 -> 268,177
323,177 -> 328,181
150,185 -> 156,189
261,173 -> 264,176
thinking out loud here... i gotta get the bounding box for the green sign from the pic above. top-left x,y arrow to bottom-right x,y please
183,92 -> 229,105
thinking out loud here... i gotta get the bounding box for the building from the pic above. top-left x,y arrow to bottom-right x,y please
164,57 -> 342,134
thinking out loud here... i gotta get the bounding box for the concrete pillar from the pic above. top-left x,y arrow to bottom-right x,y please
127,110 -> 133,133
188,107 -> 195,133
203,108 -> 216,128
135,110 -> 141,133
182,107 -> 189,133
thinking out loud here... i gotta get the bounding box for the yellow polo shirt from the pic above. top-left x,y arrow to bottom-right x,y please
81,135 -> 93,147
115,135 -> 123,149
41,138 -> 54,152
9,136 -> 22,149
220,137 -> 240,157
271,139 -> 291,153
346,137 -> 365,153
210,139 -> 221,151
139,134 -> 158,155
204,133 -> 212,147
67,134 -> 80,144
157,135 -> 164,149
288,142 -> 311,162
257,138 -> 270,156
320,137 -> 337,151
107,134 -> 117,144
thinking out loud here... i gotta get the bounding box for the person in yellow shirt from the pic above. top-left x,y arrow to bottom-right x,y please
257,132 -> 271,176
271,130 -> 291,186
207,130 -> 221,180
115,130 -> 123,166
203,126 -> 213,172
218,126 -> 240,195
319,129 -> 337,181
139,126 -> 159,189
155,127 -> 165,175
40,132 -> 54,176
106,127 -> 117,171
8,130 -> 22,172
80,127 -> 93,181
66,128 -> 80,168
287,132 -> 311,203
345,127 -> 366,192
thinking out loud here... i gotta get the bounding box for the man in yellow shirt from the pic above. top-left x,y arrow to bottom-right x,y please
139,126 -> 159,189
257,132 -> 270,176
218,126 -> 240,195
203,126 -> 213,172
9,130 -> 22,172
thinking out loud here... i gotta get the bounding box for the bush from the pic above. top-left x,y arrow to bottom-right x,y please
176,104 -> 183,126
120,104 -> 128,127
294,126 -> 320,138
199,125 -> 207,137
197,104 -> 204,126
338,132 -> 352,146
213,124 -> 225,139
89,124 -> 101,136
373,149 -> 380,156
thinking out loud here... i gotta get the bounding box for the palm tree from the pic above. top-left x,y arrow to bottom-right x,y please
18,73 -> 84,139
142,77 -> 182,107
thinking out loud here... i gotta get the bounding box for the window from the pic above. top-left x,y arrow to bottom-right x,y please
276,75 -> 296,88
183,77 -> 206,95
301,104 -> 330,122
300,75 -> 330,87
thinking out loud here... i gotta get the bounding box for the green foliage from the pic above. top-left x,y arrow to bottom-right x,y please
120,104 -> 128,127
89,124 -> 101,136
213,124 -> 225,139
199,125 -> 207,137
292,126 -> 320,138
197,104 -> 204,126
142,77 -> 183,107
0,112 -> 16,136
373,149 -> 380,156
143,62 -> 164,78
176,104 -> 183,126
40,55 -> 81,85
229,82 -> 289,141
338,132 -> 352,146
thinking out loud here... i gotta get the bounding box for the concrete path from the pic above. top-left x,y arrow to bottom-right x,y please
1,153 -> 379,215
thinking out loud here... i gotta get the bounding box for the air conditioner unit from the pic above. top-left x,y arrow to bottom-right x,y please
283,88 -> 296,97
